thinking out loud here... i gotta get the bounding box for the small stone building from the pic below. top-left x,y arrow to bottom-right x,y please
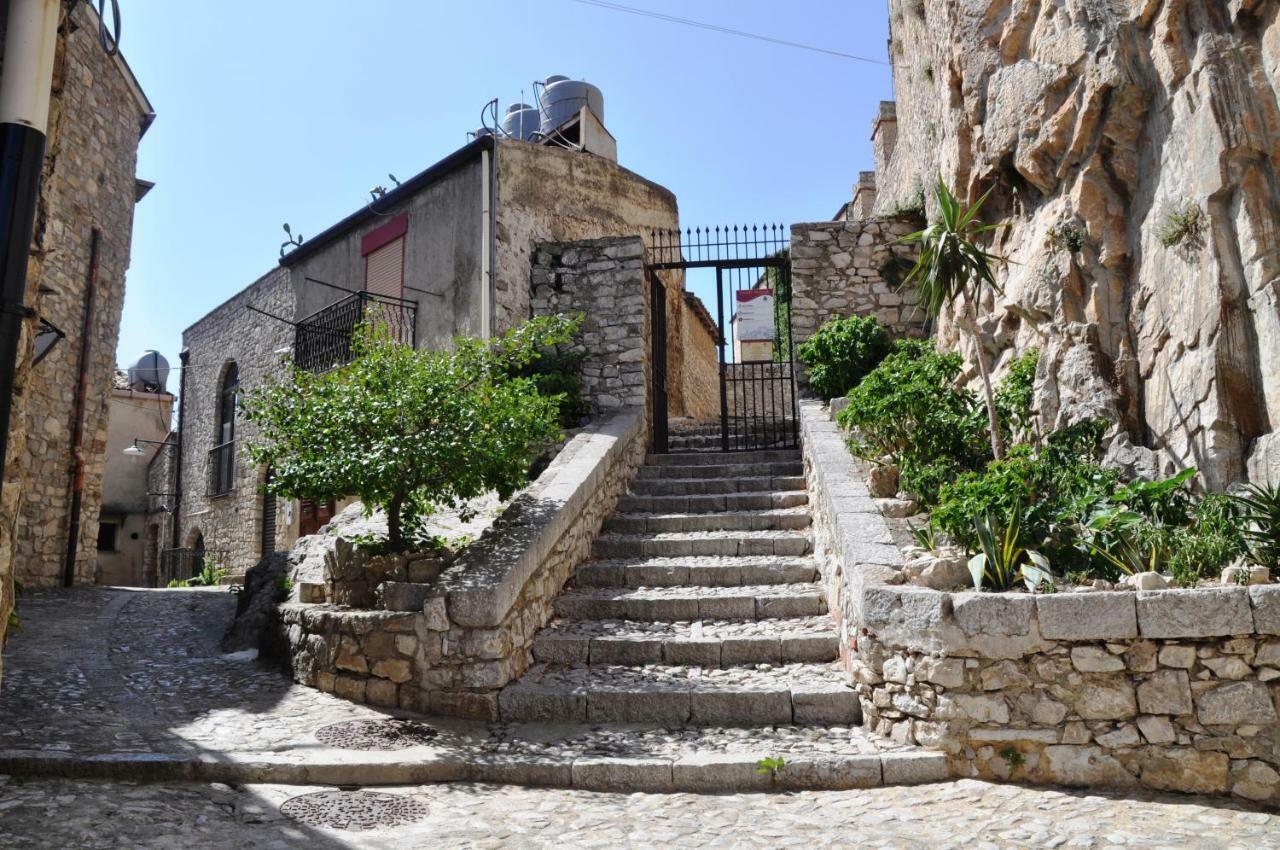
173,134 -> 709,577
1,2 -> 154,610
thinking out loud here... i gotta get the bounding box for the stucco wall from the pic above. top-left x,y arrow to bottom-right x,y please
493,139 -> 679,334
288,156 -> 484,349
98,387 -> 172,585
5,3 -> 151,598
680,293 -> 720,421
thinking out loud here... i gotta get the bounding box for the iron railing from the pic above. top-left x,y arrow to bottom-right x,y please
294,291 -> 417,372
209,440 -> 235,496
647,223 -> 789,268
159,547 -> 203,586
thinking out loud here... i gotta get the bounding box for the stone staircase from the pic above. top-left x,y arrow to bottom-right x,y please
498,442 -> 859,728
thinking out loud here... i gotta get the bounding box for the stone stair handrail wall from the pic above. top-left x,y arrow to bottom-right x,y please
279,408 -> 648,720
797,399 -> 1280,804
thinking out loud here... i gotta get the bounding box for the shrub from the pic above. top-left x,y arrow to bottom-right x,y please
966,508 -> 1052,592
931,420 -> 1112,552
244,315 -> 577,550
994,348 -> 1039,445
513,345 -> 589,429
1157,201 -> 1203,249
797,315 -> 892,400
837,339 -> 989,503
1233,482 -> 1280,569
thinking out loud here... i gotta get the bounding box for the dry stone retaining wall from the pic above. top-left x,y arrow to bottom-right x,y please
798,400 -> 1280,804
279,409 -> 648,720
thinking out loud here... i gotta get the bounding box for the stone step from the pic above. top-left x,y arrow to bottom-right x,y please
617,490 -> 809,515
645,449 -> 800,467
628,475 -> 807,497
591,530 -> 812,559
602,508 -> 812,535
532,616 -> 839,666
637,461 -> 804,481
498,662 -> 861,726
553,583 -> 827,622
574,556 -> 819,588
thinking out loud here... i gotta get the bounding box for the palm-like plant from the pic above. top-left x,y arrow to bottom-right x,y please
900,178 -> 1009,459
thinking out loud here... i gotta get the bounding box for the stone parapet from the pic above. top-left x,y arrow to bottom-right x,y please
797,399 -> 1280,804
279,408 -> 648,720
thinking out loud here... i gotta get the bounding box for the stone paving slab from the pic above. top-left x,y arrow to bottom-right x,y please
1,776 -> 1277,849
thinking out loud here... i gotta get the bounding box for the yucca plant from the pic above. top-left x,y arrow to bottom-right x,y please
1233,482 -> 1280,569
967,508 -> 1052,591
899,178 -> 1009,459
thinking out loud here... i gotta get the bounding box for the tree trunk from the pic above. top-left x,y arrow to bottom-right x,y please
387,494 -> 405,551
964,304 -> 1005,461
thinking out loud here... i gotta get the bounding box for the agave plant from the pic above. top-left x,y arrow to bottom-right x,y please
899,178 -> 1009,459
1233,482 -> 1280,569
967,508 -> 1052,592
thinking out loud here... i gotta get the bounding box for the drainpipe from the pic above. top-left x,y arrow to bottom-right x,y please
171,347 -> 188,551
480,145 -> 492,339
61,227 -> 101,588
0,0 -> 60,514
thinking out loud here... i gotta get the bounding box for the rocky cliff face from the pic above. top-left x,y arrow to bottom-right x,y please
874,0 -> 1280,488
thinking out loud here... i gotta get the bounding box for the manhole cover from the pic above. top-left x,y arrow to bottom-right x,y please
315,719 -> 439,750
280,790 -> 430,830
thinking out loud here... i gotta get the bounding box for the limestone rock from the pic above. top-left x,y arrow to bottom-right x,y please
1136,670 -> 1193,716
867,464 -> 900,499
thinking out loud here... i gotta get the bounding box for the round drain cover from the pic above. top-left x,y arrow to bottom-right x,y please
314,718 -> 439,751
280,790 -> 430,830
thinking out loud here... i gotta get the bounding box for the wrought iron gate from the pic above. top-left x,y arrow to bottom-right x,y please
647,224 -> 797,453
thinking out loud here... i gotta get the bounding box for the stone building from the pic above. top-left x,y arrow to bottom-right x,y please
98,370 -> 174,586
173,131 -> 710,577
869,0 -> 1280,490
0,0 -> 154,646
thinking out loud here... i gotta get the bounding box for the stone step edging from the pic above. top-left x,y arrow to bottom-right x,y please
0,747 -> 949,793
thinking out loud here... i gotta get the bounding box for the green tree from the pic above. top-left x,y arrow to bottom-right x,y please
900,178 -> 1009,459
242,315 -> 578,550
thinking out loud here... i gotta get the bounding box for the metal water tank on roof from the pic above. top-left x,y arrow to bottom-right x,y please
539,76 -> 604,134
472,126 -> 494,139
501,103 -> 541,141
126,350 -> 170,393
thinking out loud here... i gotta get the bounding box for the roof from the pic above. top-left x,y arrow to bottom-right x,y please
278,136 -> 493,268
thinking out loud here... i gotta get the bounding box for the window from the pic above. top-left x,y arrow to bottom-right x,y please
211,363 -> 239,495
97,521 -> 118,552
361,213 -> 407,298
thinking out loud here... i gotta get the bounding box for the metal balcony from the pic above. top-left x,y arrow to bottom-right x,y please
294,291 -> 417,372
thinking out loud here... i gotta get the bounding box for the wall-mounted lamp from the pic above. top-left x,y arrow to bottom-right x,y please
123,437 -> 170,461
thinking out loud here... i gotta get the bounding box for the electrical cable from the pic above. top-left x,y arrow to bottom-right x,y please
568,0 -> 889,65
90,0 -> 122,56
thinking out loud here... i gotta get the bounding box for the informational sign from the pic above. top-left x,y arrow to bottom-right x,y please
734,289 -> 775,342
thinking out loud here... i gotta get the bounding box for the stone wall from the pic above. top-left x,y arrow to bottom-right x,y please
493,139 -> 679,336
278,409 -> 648,719
874,0 -> 1280,490
530,237 -> 649,414
178,268 -> 294,576
798,399 -> 1280,804
680,292 -> 719,421
4,4 -> 152,593
788,220 -> 926,354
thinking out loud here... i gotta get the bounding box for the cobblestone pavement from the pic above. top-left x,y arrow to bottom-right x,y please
2,589 -> 1279,848
0,776 -> 1278,849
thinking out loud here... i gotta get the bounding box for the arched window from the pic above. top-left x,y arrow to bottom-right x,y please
211,364 -> 238,495
218,363 -> 239,445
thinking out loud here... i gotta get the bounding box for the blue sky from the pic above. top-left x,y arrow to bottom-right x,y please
115,0 -> 893,369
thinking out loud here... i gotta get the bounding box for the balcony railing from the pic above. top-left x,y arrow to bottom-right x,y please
159,547 -> 203,586
209,440 -> 235,496
294,291 -> 417,372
